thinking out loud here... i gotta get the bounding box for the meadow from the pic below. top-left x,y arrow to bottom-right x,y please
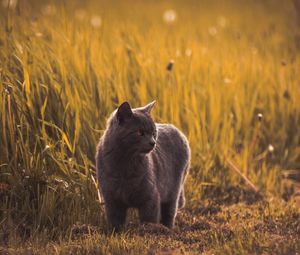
0,0 -> 300,253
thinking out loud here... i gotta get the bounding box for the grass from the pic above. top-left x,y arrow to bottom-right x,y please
0,0 -> 300,253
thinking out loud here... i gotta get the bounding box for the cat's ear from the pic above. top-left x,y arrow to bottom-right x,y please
117,102 -> 133,124
141,101 -> 156,114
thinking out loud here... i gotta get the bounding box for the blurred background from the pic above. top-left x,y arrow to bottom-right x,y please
0,0 -> 300,247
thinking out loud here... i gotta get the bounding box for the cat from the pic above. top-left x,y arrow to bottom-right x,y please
95,101 -> 190,230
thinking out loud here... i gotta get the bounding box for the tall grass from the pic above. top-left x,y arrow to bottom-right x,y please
0,0 -> 299,238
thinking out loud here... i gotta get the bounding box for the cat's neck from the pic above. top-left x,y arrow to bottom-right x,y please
114,149 -> 145,165
102,133 -> 148,176
105,143 -> 146,168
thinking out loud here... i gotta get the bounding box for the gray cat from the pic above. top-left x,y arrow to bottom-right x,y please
95,101 -> 190,230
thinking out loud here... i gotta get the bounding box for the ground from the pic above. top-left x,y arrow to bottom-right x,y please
2,186 -> 300,254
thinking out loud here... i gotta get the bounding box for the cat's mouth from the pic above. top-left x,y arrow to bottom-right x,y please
140,145 -> 155,154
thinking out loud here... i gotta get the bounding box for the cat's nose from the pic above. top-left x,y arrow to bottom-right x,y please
149,140 -> 156,147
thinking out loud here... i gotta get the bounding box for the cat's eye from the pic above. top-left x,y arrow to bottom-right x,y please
137,129 -> 145,136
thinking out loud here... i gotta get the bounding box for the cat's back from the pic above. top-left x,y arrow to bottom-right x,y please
154,123 -> 190,164
150,123 -> 190,201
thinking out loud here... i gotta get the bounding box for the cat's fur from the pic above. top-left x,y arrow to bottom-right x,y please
95,101 -> 190,230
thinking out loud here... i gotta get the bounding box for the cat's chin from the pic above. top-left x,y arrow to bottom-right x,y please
139,148 -> 155,155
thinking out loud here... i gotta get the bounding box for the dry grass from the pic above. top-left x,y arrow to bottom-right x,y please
0,0 -> 300,253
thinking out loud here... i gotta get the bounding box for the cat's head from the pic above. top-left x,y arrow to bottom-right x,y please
111,101 -> 157,154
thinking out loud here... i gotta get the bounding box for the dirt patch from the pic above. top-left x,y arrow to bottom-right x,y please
254,212 -> 300,237
181,220 -> 211,232
203,185 -> 264,205
134,223 -> 173,236
193,204 -> 221,216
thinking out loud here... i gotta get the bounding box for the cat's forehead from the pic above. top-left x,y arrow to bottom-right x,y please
132,110 -> 155,129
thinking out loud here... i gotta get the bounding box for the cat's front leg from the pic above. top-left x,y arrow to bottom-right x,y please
160,200 -> 178,229
138,195 -> 160,224
105,200 -> 127,231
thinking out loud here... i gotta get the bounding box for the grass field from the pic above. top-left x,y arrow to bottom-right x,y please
1,0 -> 300,254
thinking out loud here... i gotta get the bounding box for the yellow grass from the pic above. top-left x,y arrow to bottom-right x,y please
0,0 -> 300,253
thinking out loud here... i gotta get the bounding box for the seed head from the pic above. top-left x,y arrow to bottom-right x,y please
283,90 -> 290,100
163,9 -> 177,24
185,49 -> 192,57
224,78 -> 231,84
208,26 -> 218,36
91,15 -> 102,28
281,60 -> 287,66
268,144 -> 274,153
217,16 -> 227,28
166,59 -> 174,71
